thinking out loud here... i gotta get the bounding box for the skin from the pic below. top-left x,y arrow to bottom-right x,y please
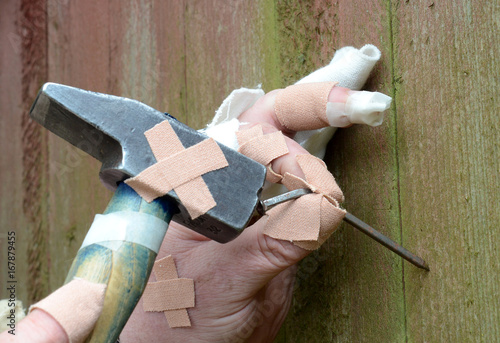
0,86 -> 353,343
0,309 -> 69,343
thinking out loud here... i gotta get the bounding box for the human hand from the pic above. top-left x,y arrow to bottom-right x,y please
121,84 -> 390,343
1,45 -> 389,343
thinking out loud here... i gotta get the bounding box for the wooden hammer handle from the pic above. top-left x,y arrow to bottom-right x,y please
64,183 -> 176,342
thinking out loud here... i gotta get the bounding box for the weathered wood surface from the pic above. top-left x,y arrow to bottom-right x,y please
1,0 -> 498,341
0,0 -> 50,304
276,1 -> 406,341
394,1 -> 499,341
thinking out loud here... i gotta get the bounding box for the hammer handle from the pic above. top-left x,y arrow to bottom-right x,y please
64,183 -> 177,343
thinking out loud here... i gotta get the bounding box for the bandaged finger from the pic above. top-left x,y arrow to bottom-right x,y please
264,154 -> 346,250
29,279 -> 107,343
236,124 -> 289,182
275,82 -> 392,130
327,90 -> 392,127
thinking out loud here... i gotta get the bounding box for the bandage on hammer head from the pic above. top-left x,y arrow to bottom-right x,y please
126,121 -> 229,220
30,83 -> 267,243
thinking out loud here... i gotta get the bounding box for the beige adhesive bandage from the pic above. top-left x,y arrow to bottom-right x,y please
142,279 -> 194,311
263,154 -> 346,250
126,121 -> 228,219
236,124 -> 289,183
143,255 -> 194,328
274,82 -> 338,131
29,279 -> 106,343
266,165 -> 283,184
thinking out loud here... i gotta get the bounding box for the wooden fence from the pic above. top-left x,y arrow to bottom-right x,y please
1,0 -> 498,341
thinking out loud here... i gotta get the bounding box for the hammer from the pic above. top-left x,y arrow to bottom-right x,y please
30,82 -> 267,342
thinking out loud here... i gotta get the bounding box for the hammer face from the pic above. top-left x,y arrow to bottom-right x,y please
30,83 -> 266,242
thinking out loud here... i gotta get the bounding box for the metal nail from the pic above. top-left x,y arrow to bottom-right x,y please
259,189 -> 430,271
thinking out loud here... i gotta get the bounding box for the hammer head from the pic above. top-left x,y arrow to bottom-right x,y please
30,82 -> 266,243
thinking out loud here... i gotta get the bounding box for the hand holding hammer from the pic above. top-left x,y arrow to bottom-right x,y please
22,82 -> 267,343
3,45 -> 428,343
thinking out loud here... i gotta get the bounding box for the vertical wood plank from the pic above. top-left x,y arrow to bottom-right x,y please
43,0 -> 188,292
151,0 -> 188,122
275,1 -> 404,342
330,1 -> 405,341
0,0 -> 50,304
0,0 -> 36,304
184,0 -> 277,129
46,0 -> 114,290
1,1 -> 498,341
108,0 -> 188,121
19,0 -> 50,304
393,1 -> 500,341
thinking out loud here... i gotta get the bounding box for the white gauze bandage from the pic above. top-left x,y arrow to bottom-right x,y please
293,44 -> 385,157
201,45 -> 390,200
200,87 -> 265,150
201,45 -> 386,159
327,90 -> 392,127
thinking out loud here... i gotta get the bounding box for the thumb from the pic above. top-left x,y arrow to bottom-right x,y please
0,309 -> 68,343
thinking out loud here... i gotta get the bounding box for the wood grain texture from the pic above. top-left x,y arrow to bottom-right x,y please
393,1 -> 500,341
184,0 -> 277,129
1,0 -> 498,341
46,0 -> 114,291
151,0 -> 189,123
20,0 -> 50,304
0,0 -> 32,304
275,1 -> 405,342
0,0 -> 50,304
